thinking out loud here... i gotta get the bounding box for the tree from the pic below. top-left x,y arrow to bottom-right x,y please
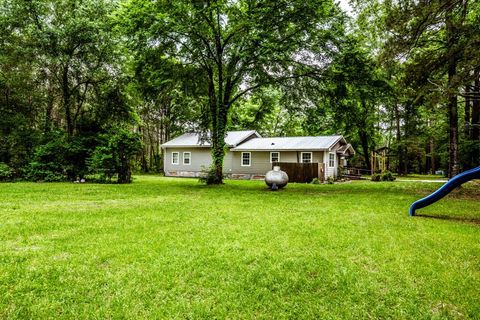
376,0 -> 479,177
229,87 -> 306,137
0,0 -> 139,182
89,128 -> 142,184
120,0 -> 347,183
22,0 -> 120,136
127,48 -> 206,173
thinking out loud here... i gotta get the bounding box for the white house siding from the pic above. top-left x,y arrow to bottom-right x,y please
227,151 -> 324,177
164,147 -> 212,177
229,151 -> 279,175
164,148 -> 327,179
163,148 -> 244,177
324,141 -> 344,178
324,151 -> 336,178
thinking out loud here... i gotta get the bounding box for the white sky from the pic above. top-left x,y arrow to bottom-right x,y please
337,0 -> 354,16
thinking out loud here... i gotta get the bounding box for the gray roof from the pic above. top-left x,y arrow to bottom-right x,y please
231,135 -> 344,151
161,130 -> 260,148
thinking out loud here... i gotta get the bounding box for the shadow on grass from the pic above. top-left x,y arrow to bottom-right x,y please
416,214 -> 480,225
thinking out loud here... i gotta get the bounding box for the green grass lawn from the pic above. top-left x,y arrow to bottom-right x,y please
396,174 -> 448,181
0,177 -> 479,319
361,174 -> 448,181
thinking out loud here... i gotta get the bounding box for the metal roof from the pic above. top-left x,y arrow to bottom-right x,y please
231,135 -> 344,151
161,130 -> 260,148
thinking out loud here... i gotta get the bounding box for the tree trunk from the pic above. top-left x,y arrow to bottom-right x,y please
425,141 -> 431,174
447,76 -> 459,178
359,129 -> 370,171
117,147 -> 132,184
465,85 -> 471,137
430,139 -> 436,174
210,124 -> 226,184
44,100 -> 54,134
446,10 -> 459,178
210,99 -> 229,184
394,103 -> 405,175
62,66 -> 74,136
471,71 -> 480,141
470,70 -> 480,167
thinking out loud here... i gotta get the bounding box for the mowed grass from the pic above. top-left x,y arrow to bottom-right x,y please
0,177 -> 479,319
396,174 -> 448,181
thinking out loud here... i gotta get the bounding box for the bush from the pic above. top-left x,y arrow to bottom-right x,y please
88,128 -> 142,184
311,178 -> 321,184
0,162 -> 13,181
381,171 -> 396,182
327,176 -> 335,184
26,135 -> 73,182
25,132 -> 94,182
199,165 -> 224,184
371,173 -> 381,182
88,145 -> 117,182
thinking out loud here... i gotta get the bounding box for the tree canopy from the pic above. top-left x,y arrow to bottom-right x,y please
0,0 -> 478,183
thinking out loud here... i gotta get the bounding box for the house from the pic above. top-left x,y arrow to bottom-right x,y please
161,130 -> 355,180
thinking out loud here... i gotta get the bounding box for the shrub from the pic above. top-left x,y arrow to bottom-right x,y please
88,145 -> 117,182
0,162 -> 13,181
88,128 -> 142,184
311,178 -> 321,184
381,171 -> 396,182
26,135 -> 72,182
25,131 -> 97,182
199,165 -> 224,185
326,176 -> 335,184
371,173 -> 381,182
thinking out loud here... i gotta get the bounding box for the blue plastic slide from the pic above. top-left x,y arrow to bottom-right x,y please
409,166 -> 480,216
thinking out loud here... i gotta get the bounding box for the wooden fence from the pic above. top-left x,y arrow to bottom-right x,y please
343,166 -> 370,180
273,162 -> 324,183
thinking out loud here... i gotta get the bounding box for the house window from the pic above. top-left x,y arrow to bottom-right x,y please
172,152 -> 179,165
301,152 -> 312,163
329,153 -> 335,167
270,152 -> 280,163
241,152 -> 251,166
183,152 -> 191,165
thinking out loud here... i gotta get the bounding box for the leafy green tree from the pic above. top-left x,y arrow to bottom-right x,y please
126,49 -> 205,173
120,0 -> 347,183
22,0 -> 121,136
364,0 -> 480,176
89,128 -> 142,184
229,87 -> 305,137
25,132 -> 93,182
0,0 -> 139,182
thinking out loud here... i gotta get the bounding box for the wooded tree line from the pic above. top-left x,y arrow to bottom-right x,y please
0,0 -> 478,183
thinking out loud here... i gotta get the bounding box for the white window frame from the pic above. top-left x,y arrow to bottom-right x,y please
183,152 -> 191,165
270,152 -> 280,163
329,153 -> 335,168
172,152 -> 179,165
301,152 -> 312,163
241,152 -> 251,167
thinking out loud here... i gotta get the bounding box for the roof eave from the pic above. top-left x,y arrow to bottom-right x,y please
161,144 -> 211,148
327,136 -> 345,151
230,148 -> 330,152
230,130 -> 261,147
336,144 -> 356,156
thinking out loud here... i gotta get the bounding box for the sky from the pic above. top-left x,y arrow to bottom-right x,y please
337,0 -> 354,16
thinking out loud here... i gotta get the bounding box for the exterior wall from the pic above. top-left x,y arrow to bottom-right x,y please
164,147 -> 212,177
164,148 -> 326,179
324,141 -> 345,179
324,151 -> 337,178
227,151 -> 324,176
